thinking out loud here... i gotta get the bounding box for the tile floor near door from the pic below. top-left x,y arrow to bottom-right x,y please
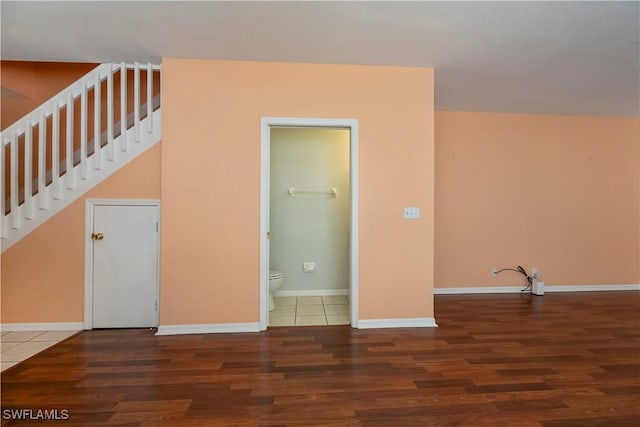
269,296 -> 350,326
0,330 -> 79,372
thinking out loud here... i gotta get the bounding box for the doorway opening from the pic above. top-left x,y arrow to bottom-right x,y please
84,199 -> 160,329
260,118 -> 359,330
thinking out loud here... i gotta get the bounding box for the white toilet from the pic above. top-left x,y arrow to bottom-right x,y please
268,270 -> 284,311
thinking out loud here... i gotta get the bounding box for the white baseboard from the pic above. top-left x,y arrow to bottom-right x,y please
0,322 -> 84,332
435,286 -> 524,294
357,317 -> 437,329
155,322 -> 260,336
545,284 -> 640,292
275,289 -> 349,297
435,284 -> 640,294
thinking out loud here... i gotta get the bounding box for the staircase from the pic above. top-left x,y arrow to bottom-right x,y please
1,63 -> 162,252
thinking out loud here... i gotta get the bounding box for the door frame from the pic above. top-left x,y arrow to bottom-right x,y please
260,117 -> 359,330
84,199 -> 161,330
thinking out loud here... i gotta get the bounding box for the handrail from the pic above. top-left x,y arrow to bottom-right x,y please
1,63 -> 161,142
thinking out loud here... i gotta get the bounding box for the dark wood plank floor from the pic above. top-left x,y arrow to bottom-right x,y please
2,292 -> 639,426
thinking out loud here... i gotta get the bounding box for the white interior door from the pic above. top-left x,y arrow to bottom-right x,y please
92,204 -> 159,328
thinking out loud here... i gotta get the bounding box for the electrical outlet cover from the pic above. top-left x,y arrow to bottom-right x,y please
403,207 -> 420,219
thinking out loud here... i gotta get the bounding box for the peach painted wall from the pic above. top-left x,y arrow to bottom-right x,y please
1,61 -> 97,130
161,59 -> 434,325
435,111 -> 639,288
1,143 -> 161,323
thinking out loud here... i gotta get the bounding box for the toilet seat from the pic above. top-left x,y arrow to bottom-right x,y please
269,270 -> 284,280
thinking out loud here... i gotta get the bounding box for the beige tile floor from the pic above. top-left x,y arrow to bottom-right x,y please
1,330 -> 79,372
269,296 -> 350,327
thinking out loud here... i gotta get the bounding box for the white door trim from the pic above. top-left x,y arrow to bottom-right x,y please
84,199 -> 161,330
260,117 -> 359,330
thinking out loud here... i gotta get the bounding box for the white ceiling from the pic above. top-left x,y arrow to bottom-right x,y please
1,1 -> 638,116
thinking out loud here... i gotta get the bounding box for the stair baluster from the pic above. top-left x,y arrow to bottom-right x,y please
1,63 -> 162,252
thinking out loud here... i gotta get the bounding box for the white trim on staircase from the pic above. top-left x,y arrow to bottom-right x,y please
156,323 -> 261,335
1,109 -> 161,252
5,94 -> 161,210
1,62 -> 161,250
0,322 -> 84,332
1,64 -> 160,140
434,284 -> 640,294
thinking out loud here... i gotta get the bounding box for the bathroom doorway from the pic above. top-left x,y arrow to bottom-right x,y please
259,118 -> 359,330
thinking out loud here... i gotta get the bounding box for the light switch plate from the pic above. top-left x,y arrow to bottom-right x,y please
403,207 -> 420,219
303,262 -> 316,273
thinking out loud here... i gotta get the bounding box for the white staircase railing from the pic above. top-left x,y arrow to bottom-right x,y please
1,63 -> 162,252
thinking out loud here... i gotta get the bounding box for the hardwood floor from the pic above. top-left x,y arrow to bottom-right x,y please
1,292 -> 639,426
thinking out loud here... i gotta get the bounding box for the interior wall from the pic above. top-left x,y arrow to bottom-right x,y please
1,143 -> 161,323
270,127 -> 350,294
1,61 -> 97,130
161,59 -> 434,325
435,111 -> 640,288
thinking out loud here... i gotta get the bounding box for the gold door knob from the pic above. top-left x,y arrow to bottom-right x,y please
91,232 -> 104,241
